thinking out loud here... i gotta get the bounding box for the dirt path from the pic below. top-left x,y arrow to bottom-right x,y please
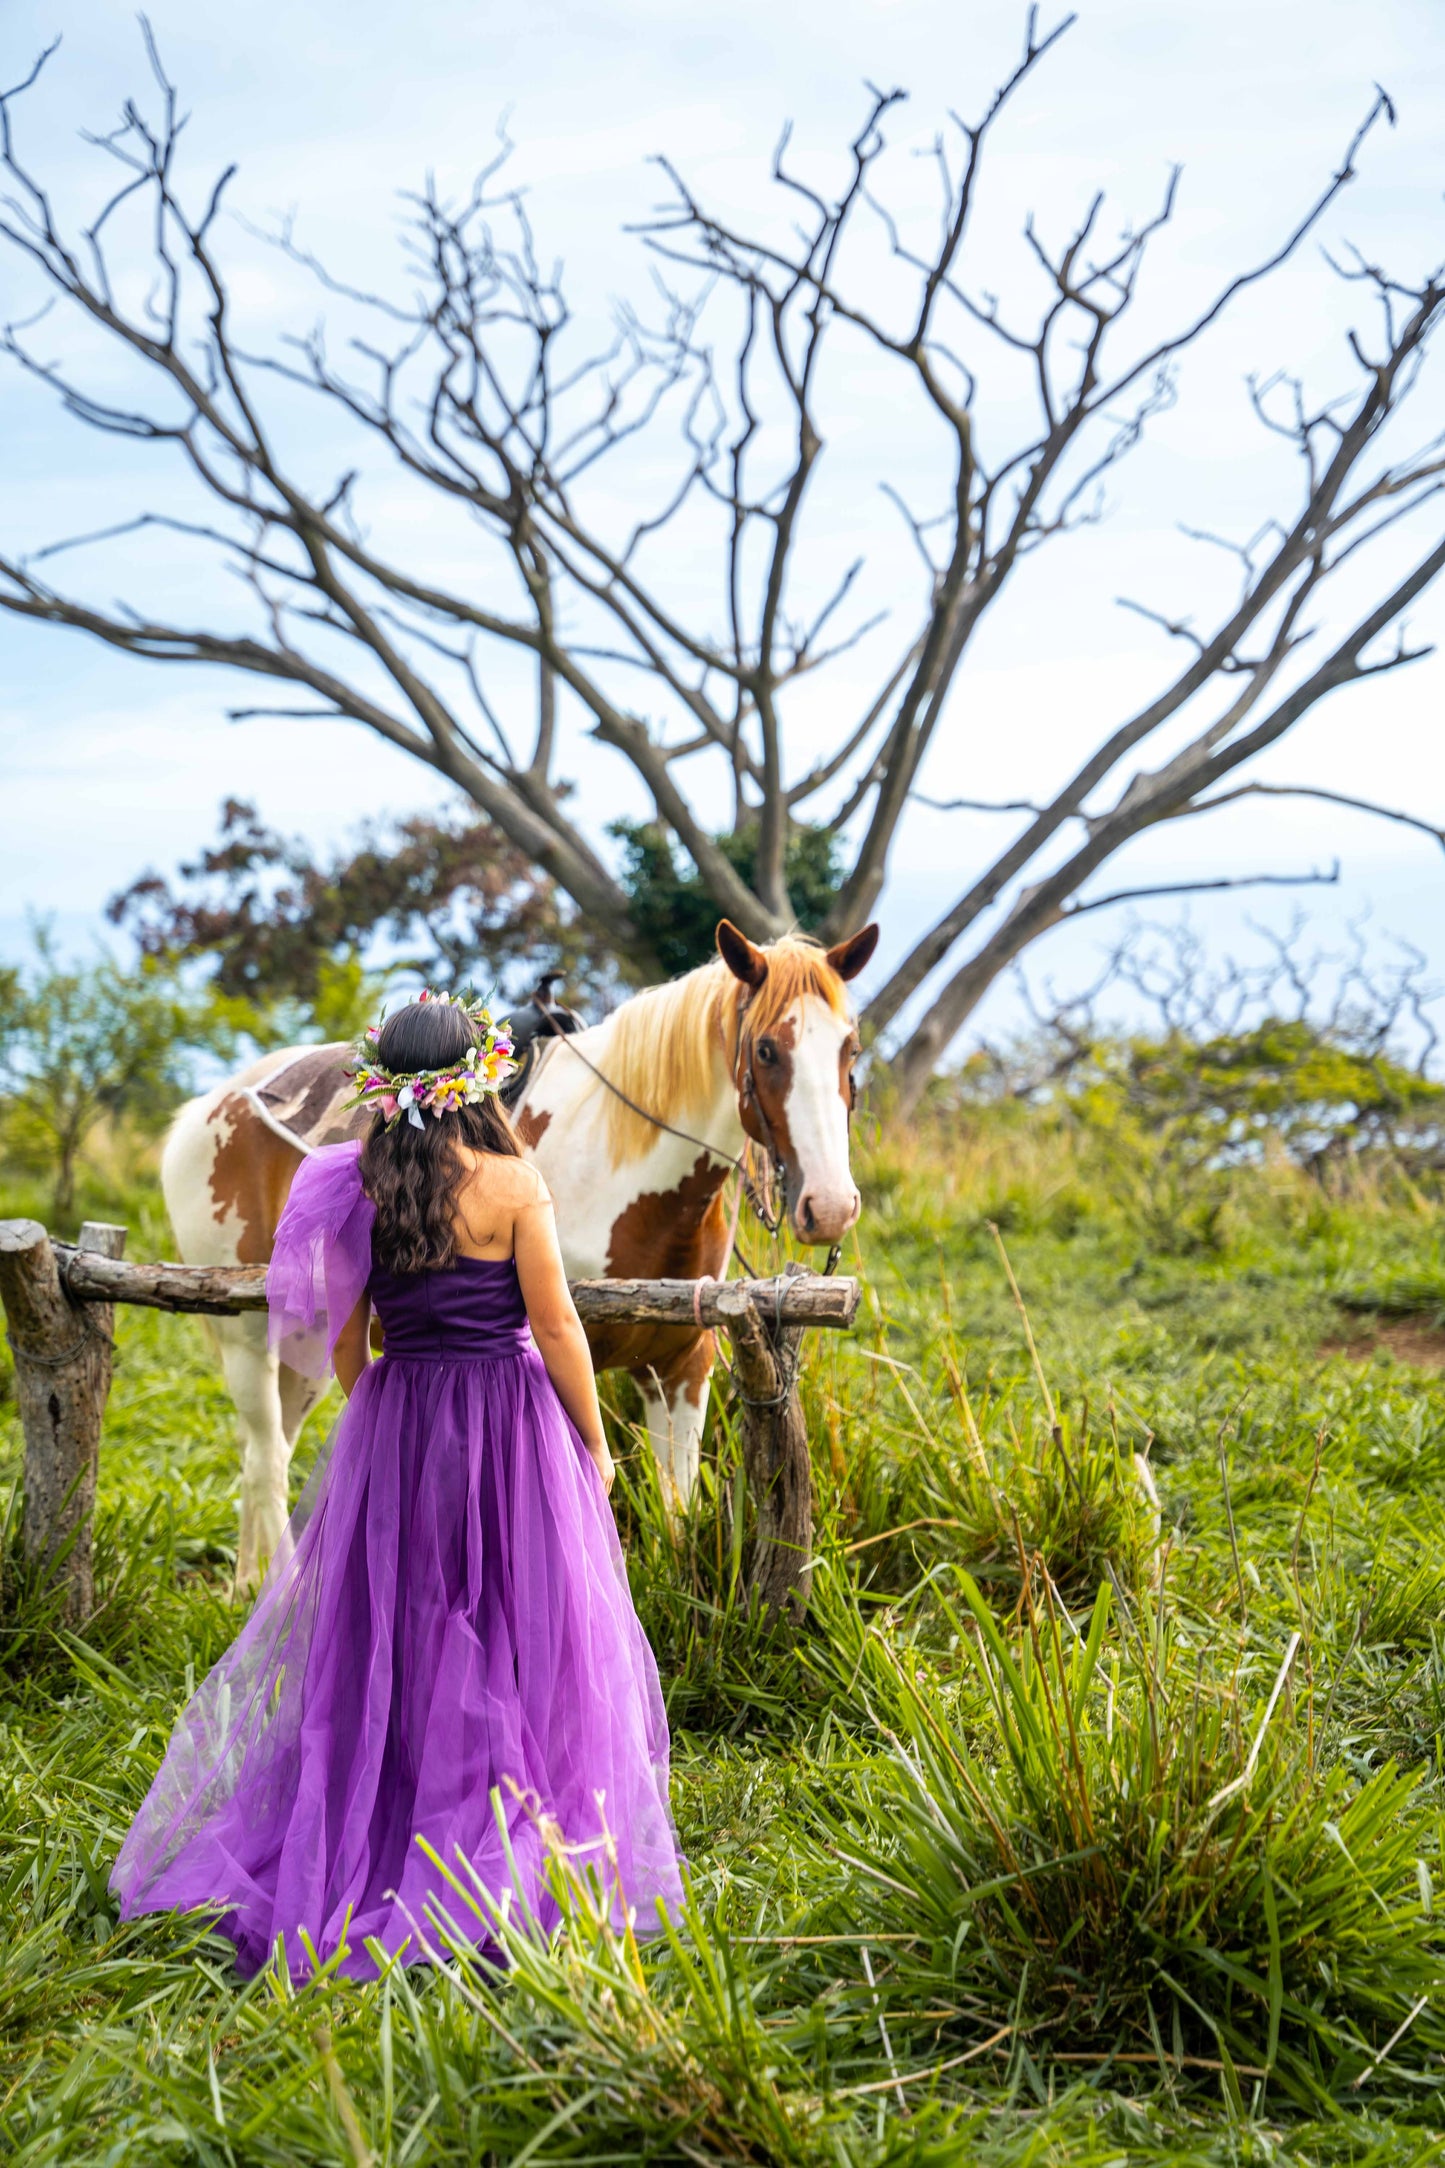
1319,1317 -> 1445,1371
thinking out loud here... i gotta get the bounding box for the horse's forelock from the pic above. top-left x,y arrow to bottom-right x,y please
739,939 -> 850,1041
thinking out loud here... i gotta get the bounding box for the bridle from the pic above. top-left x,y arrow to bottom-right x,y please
731,991 -> 860,1275
730,990 -> 789,1237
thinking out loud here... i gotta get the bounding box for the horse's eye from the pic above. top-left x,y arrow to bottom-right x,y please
756,1038 -> 778,1067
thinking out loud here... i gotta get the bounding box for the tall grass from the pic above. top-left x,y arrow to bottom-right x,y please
827,1572 -> 1445,2106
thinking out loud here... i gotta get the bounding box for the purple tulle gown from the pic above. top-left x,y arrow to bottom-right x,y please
111,1142 -> 683,1980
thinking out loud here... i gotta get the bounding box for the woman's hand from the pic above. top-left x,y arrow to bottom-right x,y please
587,1438 -> 616,1494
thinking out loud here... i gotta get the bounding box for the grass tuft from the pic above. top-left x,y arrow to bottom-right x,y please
833,1569 -> 1445,2107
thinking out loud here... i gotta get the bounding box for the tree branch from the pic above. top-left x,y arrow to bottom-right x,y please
883,525 -> 1445,1104
1183,779 -> 1445,854
1059,861 -> 1340,922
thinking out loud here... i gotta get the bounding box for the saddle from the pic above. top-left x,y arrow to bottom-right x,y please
245,975 -> 586,1153
498,974 -> 586,1109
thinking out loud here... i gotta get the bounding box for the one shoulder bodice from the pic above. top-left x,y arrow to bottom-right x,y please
369,1254 -> 532,1362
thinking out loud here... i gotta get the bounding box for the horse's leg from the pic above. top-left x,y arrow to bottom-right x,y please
634,1333 -> 715,1520
278,1362 -> 323,1452
213,1313 -> 292,1590
263,1363 -> 323,1574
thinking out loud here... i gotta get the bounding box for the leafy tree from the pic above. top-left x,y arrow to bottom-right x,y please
608,820 -> 843,979
110,798 -> 841,1024
110,799 -> 620,1032
0,925 -> 199,1224
1054,1022 -> 1445,1172
946,919 -> 1445,1219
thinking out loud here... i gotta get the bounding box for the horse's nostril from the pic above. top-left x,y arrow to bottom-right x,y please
800,1195 -> 816,1233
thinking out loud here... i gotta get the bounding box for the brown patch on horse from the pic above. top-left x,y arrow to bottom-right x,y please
839,1025 -> 862,1112
514,1105 -> 553,1151
206,1095 -> 306,1263
586,1152 -> 730,1382
605,1152 -> 729,1278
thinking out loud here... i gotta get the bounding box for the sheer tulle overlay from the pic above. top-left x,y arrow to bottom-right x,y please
111,1147 -> 682,1980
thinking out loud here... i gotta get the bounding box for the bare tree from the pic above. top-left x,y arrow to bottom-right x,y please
2,15 -> 1443,1109
954,912 -> 1445,1172
970,910 -> 1442,1095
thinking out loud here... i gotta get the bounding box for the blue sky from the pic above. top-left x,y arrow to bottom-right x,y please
3,0 -> 1444,1048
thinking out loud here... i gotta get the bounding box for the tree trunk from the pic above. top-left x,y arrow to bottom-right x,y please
0,1218 -> 126,1621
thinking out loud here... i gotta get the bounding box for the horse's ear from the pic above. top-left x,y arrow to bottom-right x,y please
716,919 -> 769,989
825,923 -> 879,982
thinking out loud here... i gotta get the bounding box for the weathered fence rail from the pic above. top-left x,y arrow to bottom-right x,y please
49,1242 -> 861,1330
0,1216 -> 857,1626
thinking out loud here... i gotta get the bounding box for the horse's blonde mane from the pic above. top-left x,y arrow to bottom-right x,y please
589,937 -> 851,1165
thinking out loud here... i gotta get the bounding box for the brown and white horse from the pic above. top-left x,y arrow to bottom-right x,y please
162,920 -> 878,1583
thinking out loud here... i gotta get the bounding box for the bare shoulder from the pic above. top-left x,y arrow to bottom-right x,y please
457,1148 -> 550,1208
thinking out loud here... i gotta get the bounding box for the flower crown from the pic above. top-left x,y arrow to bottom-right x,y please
343,988 -> 517,1130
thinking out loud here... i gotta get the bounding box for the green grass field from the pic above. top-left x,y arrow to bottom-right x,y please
6,1100 -> 1445,2164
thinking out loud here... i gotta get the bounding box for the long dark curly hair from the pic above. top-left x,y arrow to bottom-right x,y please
358,999 -> 521,1275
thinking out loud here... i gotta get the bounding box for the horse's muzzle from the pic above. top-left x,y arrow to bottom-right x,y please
792,1183 -> 862,1245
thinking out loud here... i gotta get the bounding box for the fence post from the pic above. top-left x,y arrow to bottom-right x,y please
0,1219 -> 127,1621
729,1274 -> 813,1623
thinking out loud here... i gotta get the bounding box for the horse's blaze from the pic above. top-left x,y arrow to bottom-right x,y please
740,1009 -> 858,1235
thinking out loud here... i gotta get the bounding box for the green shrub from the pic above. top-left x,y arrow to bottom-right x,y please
835,1573 -> 1445,2106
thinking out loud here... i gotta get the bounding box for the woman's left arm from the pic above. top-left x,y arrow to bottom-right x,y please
333,1296 -> 372,1397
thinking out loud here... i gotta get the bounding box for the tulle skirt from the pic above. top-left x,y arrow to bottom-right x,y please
111,1350 -> 683,1979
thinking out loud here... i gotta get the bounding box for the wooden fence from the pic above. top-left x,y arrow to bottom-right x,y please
0,1217 -> 859,1627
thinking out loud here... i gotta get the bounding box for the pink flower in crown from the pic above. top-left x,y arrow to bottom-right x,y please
379,1093 -> 398,1122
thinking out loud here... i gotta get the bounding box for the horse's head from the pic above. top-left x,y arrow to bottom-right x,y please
716,918 -> 879,1247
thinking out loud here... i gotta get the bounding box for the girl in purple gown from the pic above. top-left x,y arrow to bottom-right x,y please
112,993 -> 683,1980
